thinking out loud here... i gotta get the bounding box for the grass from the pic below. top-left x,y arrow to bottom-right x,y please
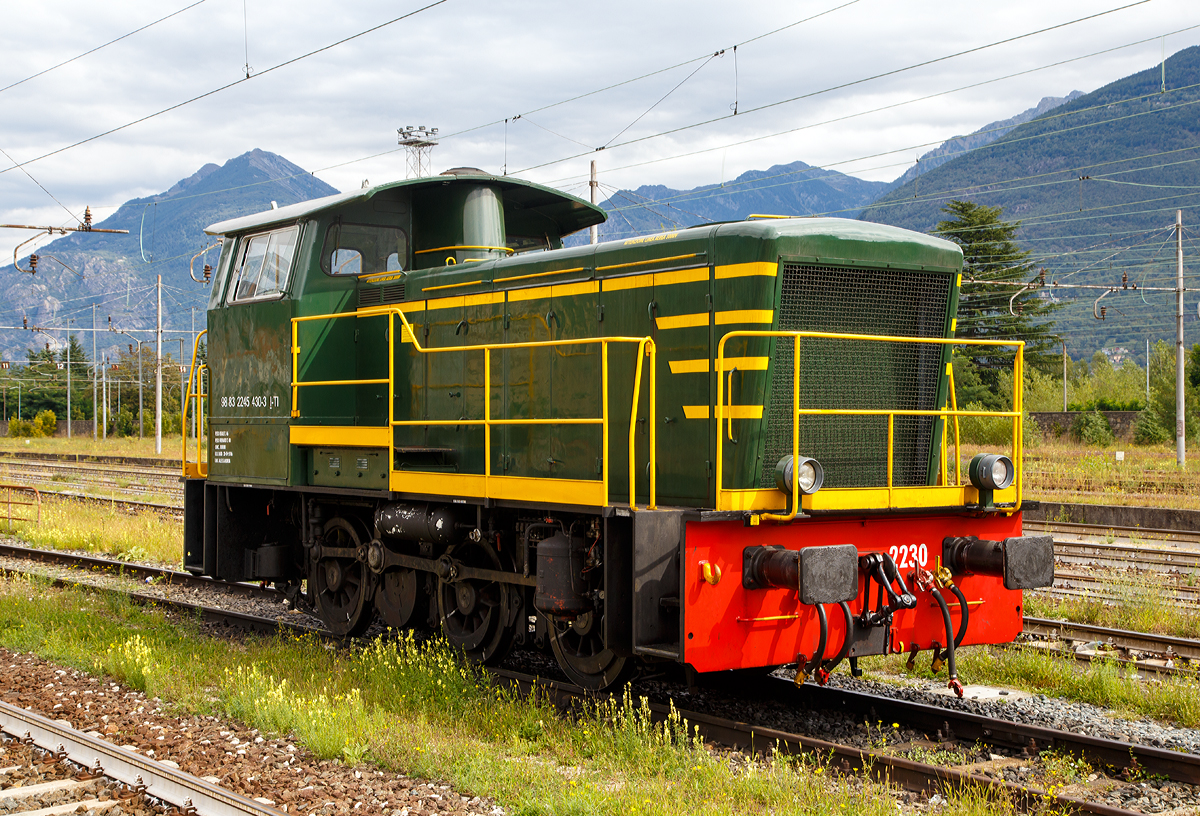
1025,582 -> 1200,640
0,434 -> 192,461
0,574 -> 1032,816
2,494 -> 182,564
1006,440 -> 1200,510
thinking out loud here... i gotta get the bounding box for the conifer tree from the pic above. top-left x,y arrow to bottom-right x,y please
936,200 -> 1059,401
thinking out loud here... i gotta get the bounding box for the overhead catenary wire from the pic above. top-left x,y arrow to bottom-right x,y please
0,0 -> 209,96
0,0 -> 452,178
511,0 -> 1155,175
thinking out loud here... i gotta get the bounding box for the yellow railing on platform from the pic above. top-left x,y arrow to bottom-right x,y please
182,330 -> 208,479
715,330 -> 1024,519
290,308 -> 658,510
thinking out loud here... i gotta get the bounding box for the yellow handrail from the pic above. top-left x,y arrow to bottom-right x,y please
413,245 -> 514,255
291,307 -> 657,509
182,330 -> 208,479
716,330 -> 1024,520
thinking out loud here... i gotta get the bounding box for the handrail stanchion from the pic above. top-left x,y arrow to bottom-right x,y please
1015,344 -> 1024,511
484,348 -> 491,482
887,413 -> 895,508
948,363 -> 961,486
601,341 -> 609,505
627,340 -> 647,510
182,330 -> 208,478
648,339 -> 657,510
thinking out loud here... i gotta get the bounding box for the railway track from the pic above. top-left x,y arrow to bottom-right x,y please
0,543 -> 1192,815
0,454 -> 183,504
0,703 -> 280,816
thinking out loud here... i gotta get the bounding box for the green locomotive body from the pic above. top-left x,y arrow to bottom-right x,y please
184,169 -> 1050,691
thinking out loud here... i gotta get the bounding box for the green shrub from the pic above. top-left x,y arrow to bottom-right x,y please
33,409 -> 56,437
1070,410 -> 1115,446
957,401 -> 1040,448
1133,408 -> 1172,445
110,407 -> 135,437
7,417 -> 35,437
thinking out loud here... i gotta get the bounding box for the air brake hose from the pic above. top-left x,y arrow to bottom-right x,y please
949,583 -> 969,648
803,603 -> 829,680
932,586 -> 963,697
818,601 -> 854,682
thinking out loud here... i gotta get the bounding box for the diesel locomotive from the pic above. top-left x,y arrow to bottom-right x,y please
182,167 -> 1053,692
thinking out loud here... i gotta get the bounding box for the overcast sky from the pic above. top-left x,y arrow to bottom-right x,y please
2,0 -> 1198,263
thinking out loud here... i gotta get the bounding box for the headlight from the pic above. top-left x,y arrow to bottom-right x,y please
774,455 -> 824,495
968,453 -> 1014,491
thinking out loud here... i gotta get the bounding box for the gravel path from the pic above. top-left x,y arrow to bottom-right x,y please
0,648 -> 504,816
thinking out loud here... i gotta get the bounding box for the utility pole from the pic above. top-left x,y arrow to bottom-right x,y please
1147,338 -> 1151,403
102,357 -> 107,439
66,325 -> 71,439
1176,210 -> 1186,468
590,160 -> 599,245
1061,339 -> 1067,413
155,275 -> 163,455
92,304 -> 97,440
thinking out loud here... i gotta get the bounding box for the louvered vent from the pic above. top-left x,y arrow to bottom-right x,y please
358,281 -> 406,308
760,263 -> 953,490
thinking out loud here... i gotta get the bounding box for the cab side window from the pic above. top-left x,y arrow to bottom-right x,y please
322,222 -> 408,276
229,226 -> 299,303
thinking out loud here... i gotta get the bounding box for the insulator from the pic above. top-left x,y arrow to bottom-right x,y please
1122,271 -> 1128,288
128,344 -> 133,354
83,206 -> 93,229
22,316 -> 27,329
203,263 -> 212,282
1101,306 -> 1107,319
29,254 -> 37,272
1038,268 -> 1046,285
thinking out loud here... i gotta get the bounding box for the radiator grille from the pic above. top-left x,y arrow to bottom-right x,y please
358,281 -> 406,308
760,263 -> 952,490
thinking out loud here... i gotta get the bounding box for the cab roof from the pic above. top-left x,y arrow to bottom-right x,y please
203,170 -> 607,237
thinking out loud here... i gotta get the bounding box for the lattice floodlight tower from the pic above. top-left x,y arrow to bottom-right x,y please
397,125 -> 439,179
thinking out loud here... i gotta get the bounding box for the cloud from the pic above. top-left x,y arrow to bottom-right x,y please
2,0 -> 1198,264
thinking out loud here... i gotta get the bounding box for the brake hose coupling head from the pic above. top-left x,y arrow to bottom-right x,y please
948,678 -> 965,698
935,564 -> 955,589
912,567 -> 935,593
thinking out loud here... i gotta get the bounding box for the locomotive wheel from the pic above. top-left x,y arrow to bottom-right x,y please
313,517 -> 374,638
376,567 -> 426,630
549,610 -> 631,691
436,540 -> 515,664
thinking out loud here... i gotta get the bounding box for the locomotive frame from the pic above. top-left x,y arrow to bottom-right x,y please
181,168 -> 1052,691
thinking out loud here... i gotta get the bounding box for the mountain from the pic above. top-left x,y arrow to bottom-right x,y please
889,91 -> 1083,189
585,160 -> 889,242
0,149 -> 338,361
861,46 -> 1200,365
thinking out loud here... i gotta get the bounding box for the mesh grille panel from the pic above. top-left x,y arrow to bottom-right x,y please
760,263 -> 952,489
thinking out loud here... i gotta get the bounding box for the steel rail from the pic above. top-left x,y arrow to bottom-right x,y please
0,542 -> 277,601
786,680 -> 1200,785
1024,616 -> 1200,662
1045,520 -> 1200,546
494,668 -> 1142,816
0,551 -> 1165,815
0,700 -> 282,816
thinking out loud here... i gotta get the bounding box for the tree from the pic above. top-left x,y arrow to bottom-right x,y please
935,201 -> 1059,401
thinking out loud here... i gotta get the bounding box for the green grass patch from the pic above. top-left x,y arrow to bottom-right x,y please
3,495 -> 181,564
0,574 -> 1029,816
1024,582 -> 1200,640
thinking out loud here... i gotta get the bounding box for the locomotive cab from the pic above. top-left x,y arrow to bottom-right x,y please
183,169 -> 1052,693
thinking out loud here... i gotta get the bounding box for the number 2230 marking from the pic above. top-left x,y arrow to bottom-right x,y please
888,543 -> 928,569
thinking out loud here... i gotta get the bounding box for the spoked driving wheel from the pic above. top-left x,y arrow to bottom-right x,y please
549,609 -> 632,691
313,517 -> 375,637
436,540 -> 516,664
376,566 -> 428,630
